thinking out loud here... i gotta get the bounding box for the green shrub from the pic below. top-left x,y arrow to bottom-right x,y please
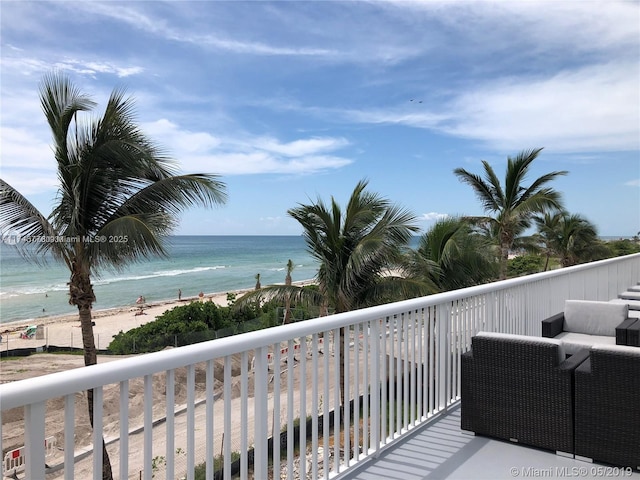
108,301 -> 235,354
507,254 -> 545,277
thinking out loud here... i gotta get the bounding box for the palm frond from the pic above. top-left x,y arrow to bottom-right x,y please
453,166 -> 500,212
39,72 -> 96,163
234,284 -> 324,310
0,179 -> 69,266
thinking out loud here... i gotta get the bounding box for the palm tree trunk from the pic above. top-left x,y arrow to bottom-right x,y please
87,388 -> 114,480
79,303 -> 97,366
283,296 -> 291,324
499,243 -> 510,279
72,268 -> 114,480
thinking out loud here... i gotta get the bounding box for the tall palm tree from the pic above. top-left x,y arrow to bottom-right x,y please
453,148 -> 567,279
283,259 -> 295,324
289,179 -> 429,315
233,181 -> 432,466
533,212 -> 563,270
291,180 -> 430,409
534,212 -> 605,267
406,217 -> 498,291
0,73 -> 227,480
238,180 -> 430,407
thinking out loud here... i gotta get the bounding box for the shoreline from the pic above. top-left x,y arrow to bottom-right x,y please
0,279 -> 315,335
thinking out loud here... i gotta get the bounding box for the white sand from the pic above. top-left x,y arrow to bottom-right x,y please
0,280 -> 314,351
1,290 -> 237,351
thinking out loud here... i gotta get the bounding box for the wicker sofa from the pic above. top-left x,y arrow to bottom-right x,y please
461,332 -> 589,456
574,344 -> 640,469
541,300 -> 629,354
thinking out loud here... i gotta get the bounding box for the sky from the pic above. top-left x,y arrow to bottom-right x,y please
1,0 -> 639,237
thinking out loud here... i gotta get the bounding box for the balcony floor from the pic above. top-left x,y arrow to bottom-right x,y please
344,405 -> 640,480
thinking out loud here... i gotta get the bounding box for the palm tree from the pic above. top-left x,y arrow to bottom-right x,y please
255,272 -> 261,290
289,180 -> 429,313
534,212 -> 605,267
533,212 -> 563,270
0,73 -> 227,480
292,180 -> 431,415
453,148 -> 567,279
406,217 -> 498,291
250,181 -> 427,406
283,259 -> 295,324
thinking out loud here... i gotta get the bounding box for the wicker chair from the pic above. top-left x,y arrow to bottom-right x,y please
574,345 -> 640,469
541,300 -> 629,354
461,332 -> 589,456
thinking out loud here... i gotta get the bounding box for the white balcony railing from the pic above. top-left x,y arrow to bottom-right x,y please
2,254 -> 639,480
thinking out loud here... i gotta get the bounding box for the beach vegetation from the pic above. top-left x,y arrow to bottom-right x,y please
605,238 -> 640,257
404,216 -> 498,291
107,296 -> 319,354
0,72 -> 226,479
507,254 -> 546,277
453,148 -> 567,279
533,211 -> 607,268
108,301 -> 234,353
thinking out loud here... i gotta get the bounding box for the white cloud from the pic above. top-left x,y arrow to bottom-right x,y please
253,136 -> 350,156
330,61 -> 639,154
420,212 -> 449,222
624,179 -> 640,188
342,108 -> 448,130
2,55 -> 143,79
143,119 -> 222,153
0,127 -> 52,170
141,119 -> 353,175
0,172 -> 59,196
386,1 -> 638,55
75,2 -> 337,58
183,152 -> 352,176
0,107 -> 353,198
444,62 -> 639,153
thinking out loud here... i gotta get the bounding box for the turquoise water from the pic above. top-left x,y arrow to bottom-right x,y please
0,236 -> 318,324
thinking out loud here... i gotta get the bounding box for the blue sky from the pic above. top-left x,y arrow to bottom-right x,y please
1,1 -> 638,237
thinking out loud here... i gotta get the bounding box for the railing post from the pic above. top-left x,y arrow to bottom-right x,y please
24,401 -> 46,480
370,319 -> 380,449
93,387 -> 104,480
436,304 -> 447,411
254,346 -> 268,480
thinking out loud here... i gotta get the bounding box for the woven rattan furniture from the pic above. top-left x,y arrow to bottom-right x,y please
574,345 -> 640,469
541,300 -> 629,354
627,320 -> 640,347
461,332 -> 589,456
616,318 -> 638,346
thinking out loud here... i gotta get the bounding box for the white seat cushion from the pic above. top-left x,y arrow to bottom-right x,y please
554,332 -> 617,355
564,300 -> 628,336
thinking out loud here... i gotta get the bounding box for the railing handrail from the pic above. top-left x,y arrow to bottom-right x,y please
2,252 -> 638,410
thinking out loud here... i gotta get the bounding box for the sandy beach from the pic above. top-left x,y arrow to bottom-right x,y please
0,280 -> 315,353
1,289 -> 244,352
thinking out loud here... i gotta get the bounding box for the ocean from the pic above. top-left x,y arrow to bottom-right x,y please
0,236 -> 318,324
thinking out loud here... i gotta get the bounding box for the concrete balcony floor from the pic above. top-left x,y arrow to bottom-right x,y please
344,406 -> 640,480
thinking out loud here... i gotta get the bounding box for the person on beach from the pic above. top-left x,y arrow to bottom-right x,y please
178,289 -> 182,301
136,295 -> 144,304
198,291 -> 204,302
